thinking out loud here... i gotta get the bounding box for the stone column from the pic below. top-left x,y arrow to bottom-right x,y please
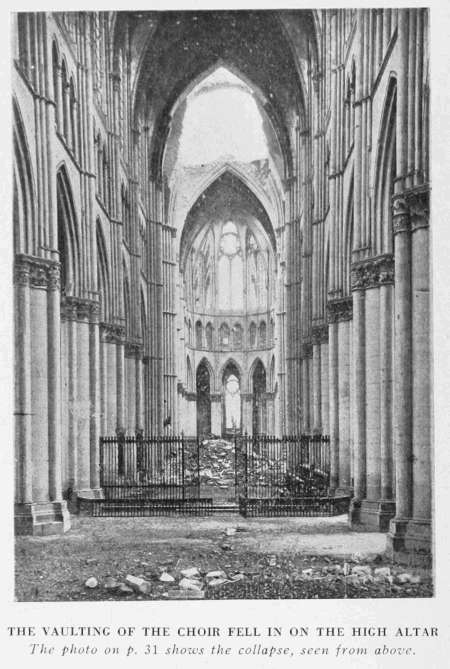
320,337 -> 329,435
389,186 -> 431,560
99,327 -> 108,435
106,336 -> 117,433
351,288 -> 366,504
76,305 -> 91,493
116,326 -> 126,431
89,304 -> 101,491
47,264 -> 63,503
135,351 -> 144,431
337,319 -> 351,493
312,334 -> 322,433
63,302 -> 78,497
379,282 -> 394,501
301,345 -> 312,433
327,298 -> 353,495
15,257 -> 69,535
388,194 -> 413,549
30,278 -> 49,503
14,260 -> 32,505
411,196 -> 431,523
352,255 -> 396,530
327,320 -> 339,493
364,287 -> 381,502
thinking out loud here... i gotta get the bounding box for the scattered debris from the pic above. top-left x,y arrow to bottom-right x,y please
104,576 -> 119,590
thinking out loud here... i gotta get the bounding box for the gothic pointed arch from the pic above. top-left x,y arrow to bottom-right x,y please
122,260 -> 131,338
374,75 -> 397,255
344,173 -> 354,295
222,358 -> 242,435
251,358 -> 267,435
196,357 -> 212,438
96,218 -> 110,322
56,164 -> 80,295
13,98 -> 36,255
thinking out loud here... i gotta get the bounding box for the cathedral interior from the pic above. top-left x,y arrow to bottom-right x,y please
13,10 -> 431,562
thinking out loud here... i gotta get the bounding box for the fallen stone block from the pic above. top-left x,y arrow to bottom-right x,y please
118,584 -> 134,595
84,577 -> 98,589
179,578 -> 203,592
159,572 -> 175,583
206,570 -> 227,580
180,567 -> 200,578
126,574 -> 152,594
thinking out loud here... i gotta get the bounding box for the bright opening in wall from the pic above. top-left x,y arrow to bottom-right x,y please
176,66 -> 269,167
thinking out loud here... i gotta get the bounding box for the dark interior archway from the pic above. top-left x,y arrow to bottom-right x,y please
222,361 -> 241,437
196,360 -> 211,438
252,359 -> 266,435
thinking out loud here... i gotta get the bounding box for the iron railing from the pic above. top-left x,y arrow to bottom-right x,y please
100,433 -> 202,501
235,434 -> 331,500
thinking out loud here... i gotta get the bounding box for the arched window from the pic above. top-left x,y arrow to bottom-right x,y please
246,231 -> 268,311
217,221 -> 243,311
103,144 -> 109,209
61,60 -> 69,141
249,322 -> 257,348
52,42 -> 60,131
186,356 -> 193,390
205,322 -> 213,349
259,321 -> 267,347
123,274 -> 131,338
219,323 -> 230,347
232,323 -> 242,349
195,320 -> 203,348
97,221 -> 109,321
57,167 -> 79,295
121,183 -> 130,243
69,78 -> 77,156
187,319 -> 192,345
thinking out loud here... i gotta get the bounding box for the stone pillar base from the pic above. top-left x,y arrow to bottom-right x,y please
350,499 -> 396,532
76,489 -> 104,516
15,501 -> 71,536
387,517 -> 432,566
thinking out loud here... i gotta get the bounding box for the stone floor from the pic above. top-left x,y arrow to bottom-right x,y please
15,514 -> 432,601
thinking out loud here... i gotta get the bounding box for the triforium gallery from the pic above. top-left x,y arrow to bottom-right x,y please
12,9 -> 431,562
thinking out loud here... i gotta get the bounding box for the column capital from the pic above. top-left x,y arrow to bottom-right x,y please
124,341 -> 143,358
99,321 -> 126,343
392,185 -> 430,234
312,323 -> 329,345
61,296 -> 100,323
351,254 -> 395,291
14,254 -> 61,290
327,296 -> 353,323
